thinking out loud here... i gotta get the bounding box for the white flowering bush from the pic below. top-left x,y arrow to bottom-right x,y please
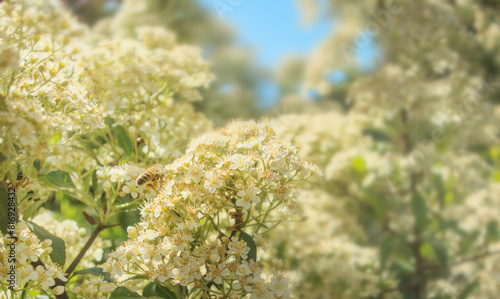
4,0 -> 500,298
95,121 -> 321,298
0,1 -> 323,298
0,0 -> 226,297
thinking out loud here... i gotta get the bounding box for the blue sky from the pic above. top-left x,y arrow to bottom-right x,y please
196,0 -> 380,106
197,0 -> 334,68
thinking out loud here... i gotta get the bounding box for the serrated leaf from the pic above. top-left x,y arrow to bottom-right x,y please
239,231 -> 257,261
110,286 -> 143,298
412,192 -> 428,230
45,170 -> 75,188
74,267 -> 113,282
24,221 -> 66,266
113,125 -> 134,157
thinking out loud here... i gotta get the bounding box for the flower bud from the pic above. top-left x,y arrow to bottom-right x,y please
127,226 -> 137,238
125,249 -> 133,260
53,286 -> 65,295
210,253 -> 220,263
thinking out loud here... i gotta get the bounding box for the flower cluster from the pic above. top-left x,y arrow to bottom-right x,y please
76,26 -> 213,162
0,222 -> 67,296
96,163 -> 156,201
0,0 -> 105,183
1,1 -> 218,297
100,120 -> 321,298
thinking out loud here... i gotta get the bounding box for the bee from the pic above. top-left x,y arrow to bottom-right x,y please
135,164 -> 166,190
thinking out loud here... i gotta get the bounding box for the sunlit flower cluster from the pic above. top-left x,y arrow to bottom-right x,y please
0,222 -> 67,296
76,26 -> 213,162
96,163 -> 156,200
0,1 -> 219,297
0,0 -> 104,182
99,120 -> 321,298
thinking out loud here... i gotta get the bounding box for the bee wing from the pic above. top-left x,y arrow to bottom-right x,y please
151,164 -> 167,174
124,164 -> 146,177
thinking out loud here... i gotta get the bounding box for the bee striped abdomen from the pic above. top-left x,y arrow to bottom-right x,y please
135,164 -> 165,190
136,171 -> 154,186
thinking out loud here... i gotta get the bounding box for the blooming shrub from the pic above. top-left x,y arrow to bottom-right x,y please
0,0 -> 218,297
3,0 -> 500,298
97,121 -> 321,298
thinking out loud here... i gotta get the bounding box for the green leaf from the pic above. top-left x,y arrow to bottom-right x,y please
411,192 -> 428,230
44,170 -> 75,188
380,235 -> 393,272
486,221 -> 500,243
239,231 -> 257,261
490,147 -> 499,161
110,286 -> 143,298
24,221 -> 66,266
124,275 -> 149,282
351,156 -> 366,174
22,196 -> 49,220
458,279 -> 479,299
277,241 -> 286,261
155,284 -> 178,299
113,125 -> 134,157
142,283 -> 157,297
0,151 -> 7,165
73,267 -> 113,282
0,93 -> 6,111
419,242 -> 434,259
64,189 -> 98,209
252,223 -> 269,229
213,282 -> 224,293
0,187 -> 16,235
493,170 -> 500,182
429,238 -> 449,270
176,286 -> 188,297
33,159 -> 41,172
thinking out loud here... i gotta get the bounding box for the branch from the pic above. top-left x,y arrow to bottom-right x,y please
451,249 -> 500,267
54,223 -> 106,299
